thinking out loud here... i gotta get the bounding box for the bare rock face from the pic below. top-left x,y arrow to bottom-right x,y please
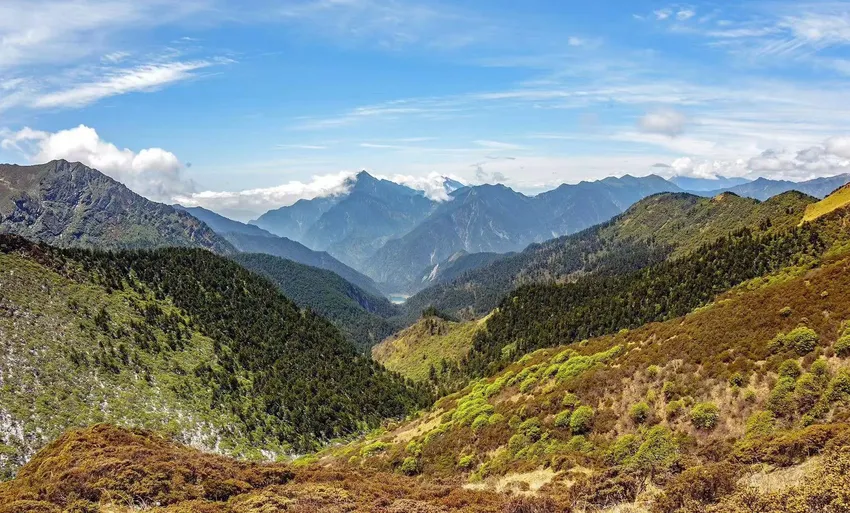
0,160 -> 233,253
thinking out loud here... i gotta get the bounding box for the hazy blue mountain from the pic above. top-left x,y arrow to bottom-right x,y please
670,175 -> 751,191
251,195 -> 340,241
175,205 -> 383,295
367,175 -> 681,293
537,174 -> 681,236
176,205 -> 274,237
0,160 -> 232,253
697,174 -> 850,200
258,172 -> 438,268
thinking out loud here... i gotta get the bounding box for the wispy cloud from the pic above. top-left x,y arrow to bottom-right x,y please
33,60 -> 220,109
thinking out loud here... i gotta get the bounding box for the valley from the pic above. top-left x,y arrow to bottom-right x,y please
3,161 -> 850,513
4,3 -> 850,511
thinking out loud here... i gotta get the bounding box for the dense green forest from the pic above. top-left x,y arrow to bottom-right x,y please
464,216 -> 836,376
232,253 -> 400,350
401,191 -> 814,324
0,235 -> 427,454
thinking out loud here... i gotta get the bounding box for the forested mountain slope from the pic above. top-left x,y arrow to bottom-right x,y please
0,235 -> 425,478
372,315 -> 488,384
328,207 -> 850,512
402,191 -> 815,323
0,160 -> 232,253
232,253 -> 400,350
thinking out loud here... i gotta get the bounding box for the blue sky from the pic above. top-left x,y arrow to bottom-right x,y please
1,0 -> 850,219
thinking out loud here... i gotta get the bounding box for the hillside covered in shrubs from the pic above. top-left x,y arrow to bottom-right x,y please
0,234 -> 426,479
326,209 -> 850,511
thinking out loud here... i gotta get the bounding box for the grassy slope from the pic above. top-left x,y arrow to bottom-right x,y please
372,315 -> 488,381
333,241 -> 850,509
608,190 -> 813,257
803,183 -> 850,222
0,253 -> 242,478
232,252 -> 399,350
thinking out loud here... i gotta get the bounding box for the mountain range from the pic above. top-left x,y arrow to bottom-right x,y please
247,171 -> 850,295
6,172 -> 850,513
252,172 -> 683,293
400,190 -> 816,323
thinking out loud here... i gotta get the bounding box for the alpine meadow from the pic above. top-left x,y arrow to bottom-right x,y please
3,1 -> 850,512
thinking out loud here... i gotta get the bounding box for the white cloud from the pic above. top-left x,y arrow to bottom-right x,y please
1,124 -> 194,201
474,139 -> 526,150
0,0 -> 211,69
638,109 -> 688,136
677,9 -> 696,21
826,136 -> 850,159
654,9 -> 672,20
175,171 -> 357,220
379,172 -> 465,201
656,136 -> 850,181
665,156 -> 749,179
34,60 -> 217,109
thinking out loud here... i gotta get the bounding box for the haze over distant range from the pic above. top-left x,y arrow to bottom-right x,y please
1,0 -> 850,220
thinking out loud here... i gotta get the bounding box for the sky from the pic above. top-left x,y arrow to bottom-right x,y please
1,0 -> 850,220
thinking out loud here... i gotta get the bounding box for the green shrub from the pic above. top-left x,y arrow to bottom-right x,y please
567,435 -> 592,453
810,359 -> 830,378
786,327 -> 818,355
406,440 -> 423,456
647,365 -> 661,379
518,417 -> 542,441
778,359 -> 802,379
743,388 -> 757,403
666,400 -> 684,420
728,372 -> 746,387
554,410 -> 572,428
570,406 -> 595,435
631,425 -> 678,475
630,402 -> 650,424
608,434 -> 639,465
400,456 -> 420,475
457,453 -> 475,469
779,306 -> 792,317
767,376 -> 797,418
471,414 -> 490,431
768,333 -> 786,354
488,413 -> 505,426
829,370 -> 850,400
744,411 -> 775,439
795,373 -> 825,413
646,389 -> 658,403
561,392 -> 579,408
690,402 -> 720,430
519,375 -> 539,393
508,433 -> 530,455
662,381 -> 678,401
360,441 -> 388,457
835,335 -> 850,358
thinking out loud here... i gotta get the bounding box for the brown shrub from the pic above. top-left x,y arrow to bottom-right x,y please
652,462 -> 740,513
503,496 -> 559,513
